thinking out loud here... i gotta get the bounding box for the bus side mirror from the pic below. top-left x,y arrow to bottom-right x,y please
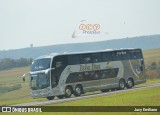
141,60 -> 144,65
140,66 -> 143,71
45,68 -> 55,75
22,74 -> 26,82
21,72 -> 29,82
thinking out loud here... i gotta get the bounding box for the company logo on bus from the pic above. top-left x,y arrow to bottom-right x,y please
79,24 -> 101,34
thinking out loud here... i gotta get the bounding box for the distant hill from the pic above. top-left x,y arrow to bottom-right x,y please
0,34 -> 160,59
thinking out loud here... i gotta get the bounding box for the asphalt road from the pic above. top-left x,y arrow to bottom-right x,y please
13,83 -> 160,106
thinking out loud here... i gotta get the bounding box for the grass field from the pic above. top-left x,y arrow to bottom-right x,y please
143,48 -> 160,66
49,86 -> 160,106
0,48 -> 160,106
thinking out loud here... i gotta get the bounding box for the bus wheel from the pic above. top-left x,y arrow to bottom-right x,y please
47,96 -> 55,100
74,85 -> 82,96
119,79 -> 126,90
65,86 -> 72,98
57,95 -> 64,99
127,78 -> 134,88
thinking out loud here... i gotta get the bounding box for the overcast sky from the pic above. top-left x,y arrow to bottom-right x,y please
0,0 -> 160,50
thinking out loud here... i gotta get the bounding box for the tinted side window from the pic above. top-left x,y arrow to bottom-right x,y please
91,53 -> 102,63
112,51 -> 118,61
130,49 -> 143,59
80,54 -> 91,64
52,55 -> 68,68
66,68 -> 119,83
102,52 -> 112,61
112,50 -> 129,61
68,55 -> 80,65
122,51 -> 130,60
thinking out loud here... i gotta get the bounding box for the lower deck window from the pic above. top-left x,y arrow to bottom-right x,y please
66,68 -> 119,83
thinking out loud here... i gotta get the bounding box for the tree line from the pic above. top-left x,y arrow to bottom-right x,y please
0,58 -> 33,70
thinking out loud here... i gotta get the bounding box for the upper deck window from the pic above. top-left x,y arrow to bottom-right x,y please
68,55 -> 80,65
102,52 -> 112,61
112,50 -> 129,60
91,53 -> 102,63
130,49 -> 143,59
80,54 -> 92,64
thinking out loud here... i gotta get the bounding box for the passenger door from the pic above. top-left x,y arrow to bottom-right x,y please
51,55 -> 68,88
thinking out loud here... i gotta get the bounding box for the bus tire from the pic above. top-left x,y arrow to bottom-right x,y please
57,95 -> 64,99
47,96 -> 55,100
119,79 -> 126,90
74,85 -> 83,96
65,86 -> 72,98
127,78 -> 134,88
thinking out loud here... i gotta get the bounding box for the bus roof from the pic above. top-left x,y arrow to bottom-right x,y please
35,48 -> 141,60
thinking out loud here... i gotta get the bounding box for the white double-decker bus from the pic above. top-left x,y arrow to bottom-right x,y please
29,48 -> 146,100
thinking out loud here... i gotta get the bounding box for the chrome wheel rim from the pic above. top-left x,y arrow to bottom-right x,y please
128,80 -> 133,87
76,87 -> 81,94
120,81 -> 125,89
66,89 -> 71,96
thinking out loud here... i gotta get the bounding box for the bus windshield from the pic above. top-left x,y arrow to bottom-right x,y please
30,73 -> 50,90
31,58 -> 51,72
